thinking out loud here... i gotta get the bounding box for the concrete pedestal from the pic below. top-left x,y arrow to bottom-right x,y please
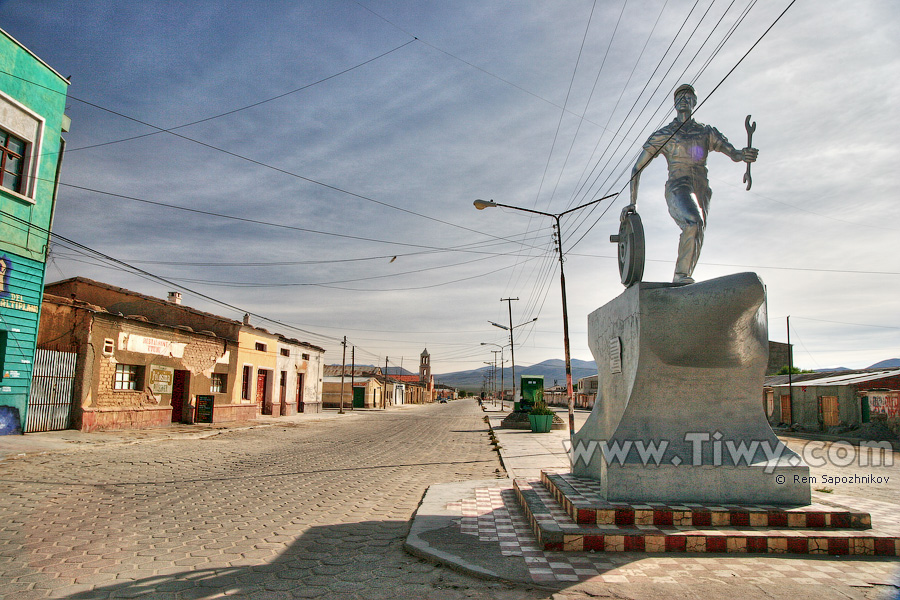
571,273 -> 810,504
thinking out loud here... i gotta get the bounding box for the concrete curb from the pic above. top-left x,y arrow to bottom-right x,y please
0,410 -> 359,463
403,478 -> 553,589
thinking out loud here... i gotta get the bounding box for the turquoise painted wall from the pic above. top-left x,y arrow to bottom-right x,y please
0,254 -> 43,423
0,29 -> 69,429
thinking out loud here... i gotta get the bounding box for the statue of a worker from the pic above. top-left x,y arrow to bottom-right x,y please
626,84 -> 758,284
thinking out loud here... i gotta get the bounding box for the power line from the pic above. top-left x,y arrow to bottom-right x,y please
561,0 -> 760,248
790,317 -> 900,331
65,39 -> 417,154
2,209 -> 343,345
57,181 -> 546,255
566,0 -> 799,252
0,72 -> 527,245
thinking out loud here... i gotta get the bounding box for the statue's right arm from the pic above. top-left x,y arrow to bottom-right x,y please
628,148 -> 655,213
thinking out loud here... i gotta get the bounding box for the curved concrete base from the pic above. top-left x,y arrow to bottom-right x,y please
572,273 -> 810,504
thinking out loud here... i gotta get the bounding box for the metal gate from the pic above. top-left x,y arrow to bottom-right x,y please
26,349 -> 76,432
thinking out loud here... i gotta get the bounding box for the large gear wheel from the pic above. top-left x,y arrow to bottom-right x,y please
610,211 -> 645,287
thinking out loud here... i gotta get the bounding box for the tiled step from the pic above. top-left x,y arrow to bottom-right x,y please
542,471 -> 872,530
514,477 -> 900,556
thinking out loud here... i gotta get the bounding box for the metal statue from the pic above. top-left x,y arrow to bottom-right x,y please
625,84 -> 758,285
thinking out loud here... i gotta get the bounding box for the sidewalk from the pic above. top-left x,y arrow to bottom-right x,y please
0,408 -> 357,462
405,404 -> 900,597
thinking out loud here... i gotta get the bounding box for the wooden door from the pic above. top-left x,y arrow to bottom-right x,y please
172,370 -> 188,423
256,370 -> 268,414
820,396 -> 840,428
780,395 -> 792,425
296,373 -> 304,413
279,371 -> 287,416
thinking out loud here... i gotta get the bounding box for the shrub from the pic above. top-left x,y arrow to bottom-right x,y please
529,401 -> 554,416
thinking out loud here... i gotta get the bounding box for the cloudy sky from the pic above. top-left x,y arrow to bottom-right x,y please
2,0 -> 897,377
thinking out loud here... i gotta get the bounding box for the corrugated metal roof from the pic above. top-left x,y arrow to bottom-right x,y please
769,368 -> 900,388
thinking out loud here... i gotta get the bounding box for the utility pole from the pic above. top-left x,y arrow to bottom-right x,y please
350,346 -> 356,410
501,297 -> 519,408
384,356 -> 390,409
491,350 -> 503,399
787,316 -> 793,424
339,336 -> 347,414
498,354 -> 504,408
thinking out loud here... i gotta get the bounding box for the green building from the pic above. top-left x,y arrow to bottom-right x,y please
0,28 -> 69,433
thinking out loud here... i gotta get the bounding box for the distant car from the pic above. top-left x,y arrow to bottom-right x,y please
439,398 -> 448,403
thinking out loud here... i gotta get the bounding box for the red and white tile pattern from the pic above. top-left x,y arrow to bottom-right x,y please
446,482 -> 900,586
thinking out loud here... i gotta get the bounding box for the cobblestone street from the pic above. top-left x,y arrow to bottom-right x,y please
0,400 -> 549,599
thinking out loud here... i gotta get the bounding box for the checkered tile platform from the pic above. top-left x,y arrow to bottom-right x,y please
544,471 -> 872,529
446,482 -> 900,586
513,472 -> 900,556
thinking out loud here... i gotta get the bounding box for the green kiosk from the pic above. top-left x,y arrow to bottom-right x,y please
517,375 -> 544,413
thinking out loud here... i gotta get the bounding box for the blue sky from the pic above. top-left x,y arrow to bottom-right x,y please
2,0 -> 898,375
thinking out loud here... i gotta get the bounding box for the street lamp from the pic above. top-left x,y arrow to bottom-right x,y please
474,193 -> 618,438
489,316 -> 537,410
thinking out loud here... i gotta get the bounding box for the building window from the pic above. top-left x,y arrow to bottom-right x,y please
280,348 -> 290,357
103,338 -> 114,355
255,342 -> 267,352
302,353 -> 310,361
0,129 -> 26,194
211,373 -> 227,393
114,364 -> 142,390
241,365 -> 252,400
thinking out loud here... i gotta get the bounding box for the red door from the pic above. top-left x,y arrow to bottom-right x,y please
257,370 -> 268,415
171,370 -> 188,423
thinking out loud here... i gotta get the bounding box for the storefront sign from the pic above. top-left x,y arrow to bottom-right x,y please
118,333 -> 186,358
148,365 -> 174,394
196,395 -> 214,423
0,255 -> 38,313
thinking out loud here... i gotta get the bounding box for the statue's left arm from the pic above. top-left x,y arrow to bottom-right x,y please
709,126 -> 758,163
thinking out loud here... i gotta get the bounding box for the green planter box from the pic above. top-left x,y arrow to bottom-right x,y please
528,414 -> 554,433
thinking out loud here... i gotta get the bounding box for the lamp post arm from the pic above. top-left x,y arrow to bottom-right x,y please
557,192 -> 619,218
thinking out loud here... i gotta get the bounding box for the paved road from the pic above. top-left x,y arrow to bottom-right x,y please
0,400 -> 552,600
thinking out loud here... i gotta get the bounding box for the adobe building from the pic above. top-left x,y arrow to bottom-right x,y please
39,277 -> 324,431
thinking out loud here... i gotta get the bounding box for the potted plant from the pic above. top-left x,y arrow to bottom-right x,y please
528,397 -> 555,433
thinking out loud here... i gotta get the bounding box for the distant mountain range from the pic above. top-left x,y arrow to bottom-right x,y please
435,359 -> 597,391
815,358 -> 900,372
869,358 -> 900,369
437,358 -> 900,391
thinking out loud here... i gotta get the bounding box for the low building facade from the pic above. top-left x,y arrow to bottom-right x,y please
766,368 -> 900,432
276,337 -> 324,415
38,294 -> 235,431
40,277 -> 324,431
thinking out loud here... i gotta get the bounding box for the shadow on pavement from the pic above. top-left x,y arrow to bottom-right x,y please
62,518 -> 548,600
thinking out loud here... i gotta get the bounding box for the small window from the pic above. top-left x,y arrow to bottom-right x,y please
241,365 -> 252,400
0,129 -> 26,194
103,338 -> 114,355
114,364 -> 142,390
280,348 -> 290,357
255,342 -> 267,352
211,373 -> 227,393
302,353 -> 310,361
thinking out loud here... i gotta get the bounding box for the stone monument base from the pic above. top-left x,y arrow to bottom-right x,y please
599,462 -> 809,505
572,273 -> 810,505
